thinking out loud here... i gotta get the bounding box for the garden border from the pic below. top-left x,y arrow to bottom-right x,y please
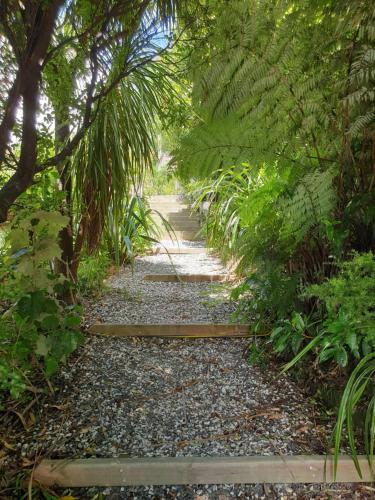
34,455 -> 373,487
88,323 -> 251,337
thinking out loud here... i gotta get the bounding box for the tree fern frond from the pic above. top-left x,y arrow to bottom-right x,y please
279,168 -> 336,246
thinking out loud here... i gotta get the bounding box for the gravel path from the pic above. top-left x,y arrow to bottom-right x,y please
14,247 -> 366,498
88,250 -> 236,325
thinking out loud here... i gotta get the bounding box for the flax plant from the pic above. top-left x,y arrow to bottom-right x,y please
71,60 -> 177,270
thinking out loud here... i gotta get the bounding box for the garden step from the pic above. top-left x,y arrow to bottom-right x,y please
163,214 -> 200,221
34,455 -> 374,487
151,247 -> 208,254
154,215 -> 200,228
158,230 -> 201,240
89,323 -> 250,337
167,224 -> 201,231
149,195 -> 185,203
150,205 -> 192,214
143,274 -> 228,282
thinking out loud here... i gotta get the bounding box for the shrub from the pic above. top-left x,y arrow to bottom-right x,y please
143,165 -> 178,196
305,252 -> 375,365
281,252 -> 375,473
77,252 -> 112,298
0,211 -> 82,403
232,265 -> 300,331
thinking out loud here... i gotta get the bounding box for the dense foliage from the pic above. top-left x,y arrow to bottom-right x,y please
0,211 -> 82,402
0,0 -> 188,406
174,0 -> 375,469
1,0 -> 374,485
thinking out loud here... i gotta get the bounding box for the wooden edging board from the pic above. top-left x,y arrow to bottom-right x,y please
151,247 -> 209,255
143,274 -> 228,282
34,455 -> 374,487
89,323 -> 251,338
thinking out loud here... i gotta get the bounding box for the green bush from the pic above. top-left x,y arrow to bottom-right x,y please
279,252 -> 375,369
0,211 -> 82,403
305,252 -> 375,365
77,252 -> 112,298
105,195 -> 173,265
143,165 -> 179,196
232,265 -> 300,330
281,252 -> 375,473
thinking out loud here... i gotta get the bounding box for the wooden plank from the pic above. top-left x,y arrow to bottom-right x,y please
167,224 -> 201,231
143,274 -> 228,282
157,231 -> 201,240
89,323 -> 250,337
34,455 -> 374,487
149,195 -> 184,203
151,247 -> 208,255
148,204 -> 191,212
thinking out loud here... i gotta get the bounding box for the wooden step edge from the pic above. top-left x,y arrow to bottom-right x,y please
149,203 -> 191,209
164,225 -> 202,229
149,195 -> 185,201
153,214 -> 200,219
34,455 -> 374,487
155,215 -> 200,219
150,247 -> 209,255
88,323 -> 251,337
158,231 -> 202,238
158,237 -> 203,243
159,228 -> 202,233
143,274 -> 232,282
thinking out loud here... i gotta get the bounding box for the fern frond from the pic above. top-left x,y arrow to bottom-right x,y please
279,169 -> 336,246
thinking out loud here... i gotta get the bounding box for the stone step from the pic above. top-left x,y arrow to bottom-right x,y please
173,226 -> 201,232
162,214 -> 200,222
149,195 -> 201,240
165,215 -> 200,221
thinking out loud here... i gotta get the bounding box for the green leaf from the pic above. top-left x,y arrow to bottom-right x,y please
44,356 -> 59,377
319,347 -> 335,363
34,239 -> 62,262
43,298 -> 59,314
35,335 -> 50,356
8,228 -> 29,252
17,291 -> 46,319
41,314 -> 60,330
64,315 -> 81,328
334,347 -> 348,367
346,331 -> 359,356
291,312 -> 304,331
270,326 -> 284,339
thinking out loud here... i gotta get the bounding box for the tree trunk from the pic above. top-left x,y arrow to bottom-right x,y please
0,0 -> 63,222
0,72 -> 22,165
54,111 -> 75,281
0,64 -> 39,221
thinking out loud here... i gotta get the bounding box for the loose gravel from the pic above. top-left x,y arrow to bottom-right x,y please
87,250 -> 235,325
9,246 -> 367,498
